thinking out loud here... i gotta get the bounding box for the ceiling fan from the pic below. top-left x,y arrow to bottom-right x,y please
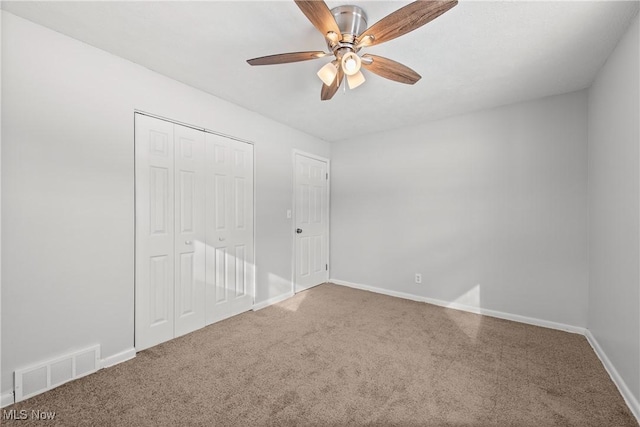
247,0 -> 458,101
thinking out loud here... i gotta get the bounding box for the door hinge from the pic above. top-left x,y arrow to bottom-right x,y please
326,264 -> 328,271
326,173 -> 328,180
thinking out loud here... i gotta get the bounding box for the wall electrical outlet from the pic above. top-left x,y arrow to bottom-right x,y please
415,273 -> 422,284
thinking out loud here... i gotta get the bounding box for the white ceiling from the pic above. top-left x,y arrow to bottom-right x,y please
2,1 -> 638,142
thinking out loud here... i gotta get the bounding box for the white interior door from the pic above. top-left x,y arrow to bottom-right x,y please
294,153 -> 329,292
173,125 -> 206,338
205,133 -> 254,324
135,114 -> 175,350
136,115 -> 207,350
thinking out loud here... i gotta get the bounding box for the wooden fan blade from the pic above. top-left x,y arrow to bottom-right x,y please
357,0 -> 457,48
361,54 -> 421,85
321,66 -> 344,101
247,51 -> 328,66
294,0 -> 341,39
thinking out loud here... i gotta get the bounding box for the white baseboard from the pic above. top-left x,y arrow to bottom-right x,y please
100,347 -> 136,369
585,329 -> 640,423
294,282 -> 324,293
1,392 -> 15,408
330,279 -> 585,334
253,291 -> 294,311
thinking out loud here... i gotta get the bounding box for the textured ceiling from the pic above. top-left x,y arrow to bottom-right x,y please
2,1 -> 639,142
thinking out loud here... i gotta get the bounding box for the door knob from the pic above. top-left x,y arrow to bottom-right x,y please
219,237 -> 226,241
185,241 -> 192,245
296,228 -> 303,234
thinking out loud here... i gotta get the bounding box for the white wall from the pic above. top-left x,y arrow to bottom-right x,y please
1,12 -> 329,396
331,91 -> 589,328
0,9 -> 3,402
587,13 -> 639,405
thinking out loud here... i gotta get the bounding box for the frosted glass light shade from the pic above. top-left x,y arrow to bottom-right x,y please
347,70 -> 365,89
344,58 -> 357,73
341,52 -> 362,76
317,62 -> 338,86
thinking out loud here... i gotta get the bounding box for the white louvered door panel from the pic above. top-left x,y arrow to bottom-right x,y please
135,114 -> 175,350
173,124 -> 206,338
205,133 -> 254,324
294,153 -> 329,292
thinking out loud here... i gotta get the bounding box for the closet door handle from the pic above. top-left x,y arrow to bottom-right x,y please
219,237 -> 226,242
185,241 -> 192,245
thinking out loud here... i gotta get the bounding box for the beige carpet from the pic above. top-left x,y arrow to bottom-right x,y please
3,283 -> 637,426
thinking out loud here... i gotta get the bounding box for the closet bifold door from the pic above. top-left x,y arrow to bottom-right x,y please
135,114 -> 176,351
205,133 -> 254,325
173,125 -> 206,338
135,114 -> 206,351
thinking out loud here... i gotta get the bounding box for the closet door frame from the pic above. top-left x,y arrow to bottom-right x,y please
134,111 -> 256,351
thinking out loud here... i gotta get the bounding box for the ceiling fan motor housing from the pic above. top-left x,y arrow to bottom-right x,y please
330,5 -> 367,45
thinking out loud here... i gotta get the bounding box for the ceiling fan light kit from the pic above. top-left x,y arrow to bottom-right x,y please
346,70 -> 366,89
317,61 -> 339,86
340,51 -> 362,76
247,0 -> 458,101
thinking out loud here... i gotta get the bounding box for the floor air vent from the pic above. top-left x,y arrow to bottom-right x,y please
14,345 -> 100,402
